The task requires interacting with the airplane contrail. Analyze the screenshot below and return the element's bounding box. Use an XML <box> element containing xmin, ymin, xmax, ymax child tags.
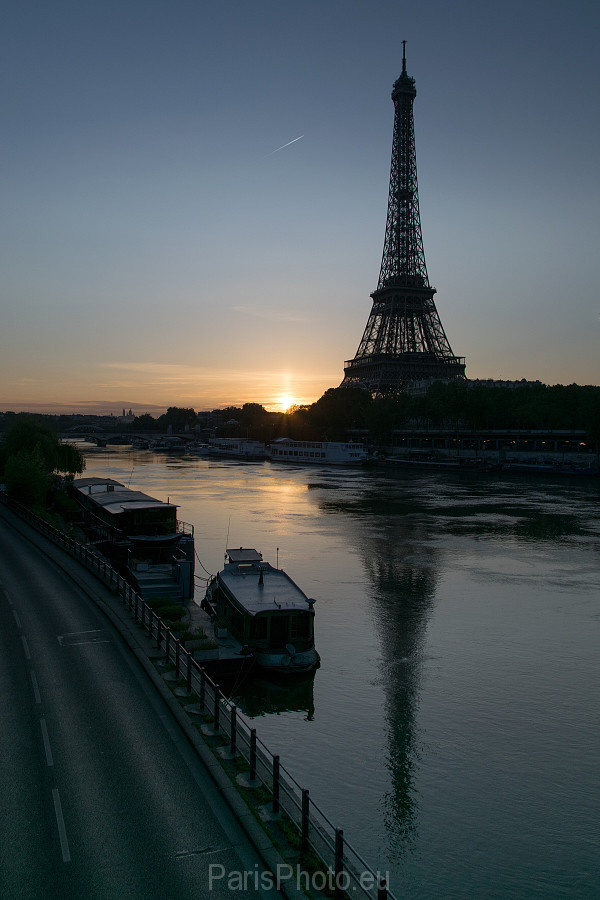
<box><xmin>269</xmin><ymin>135</ymin><xmax>304</xmax><ymax>154</ymax></box>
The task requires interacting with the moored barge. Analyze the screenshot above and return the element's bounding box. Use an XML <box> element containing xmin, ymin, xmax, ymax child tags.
<box><xmin>203</xmin><ymin>548</ymin><xmax>319</xmax><ymax>676</ymax></box>
<box><xmin>72</xmin><ymin>477</ymin><xmax>194</xmax><ymax>602</ymax></box>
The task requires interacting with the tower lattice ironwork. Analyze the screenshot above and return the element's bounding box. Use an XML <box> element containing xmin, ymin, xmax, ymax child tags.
<box><xmin>341</xmin><ymin>44</ymin><xmax>466</xmax><ymax>395</ymax></box>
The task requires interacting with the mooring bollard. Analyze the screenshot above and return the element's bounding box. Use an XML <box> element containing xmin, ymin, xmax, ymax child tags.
<box><xmin>377</xmin><ymin>877</ymin><xmax>388</xmax><ymax>900</ymax></box>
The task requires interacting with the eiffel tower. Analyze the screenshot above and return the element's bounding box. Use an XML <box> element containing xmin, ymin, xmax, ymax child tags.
<box><xmin>341</xmin><ymin>44</ymin><xmax>466</xmax><ymax>395</ymax></box>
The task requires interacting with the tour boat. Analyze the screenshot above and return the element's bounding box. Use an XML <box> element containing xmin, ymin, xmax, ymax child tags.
<box><xmin>202</xmin><ymin>548</ymin><xmax>320</xmax><ymax>675</ymax></box>
<box><xmin>269</xmin><ymin>438</ymin><xmax>367</xmax><ymax>465</ymax></box>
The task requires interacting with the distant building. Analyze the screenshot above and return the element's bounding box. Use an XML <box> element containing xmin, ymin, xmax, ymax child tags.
<box><xmin>118</xmin><ymin>408</ymin><xmax>135</xmax><ymax>424</ymax></box>
<box><xmin>467</xmin><ymin>379</ymin><xmax>543</xmax><ymax>390</ymax></box>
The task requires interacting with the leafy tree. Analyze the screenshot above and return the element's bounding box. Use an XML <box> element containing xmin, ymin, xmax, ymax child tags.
<box><xmin>310</xmin><ymin>387</ymin><xmax>372</xmax><ymax>440</ymax></box>
<box><xmin>0</xmin><ymin>417</ymin><xmax>84</xmax><ymax>475</ymax></box>
<box><xmin>0</xmin><ymin>417</ymin><xmax>84</xmax><ymax>508</ymax></box>
<box><xmin>155</xmin><ymin>407</ymin><xmax>197</xmax><ymax>431</ymax></box>
<box><xmin>133</xmin><ymin>413</ymin><xmax>159</xmax><ymax>430</ymax></box>
<box><xmin>3</xmin><ymin>450</ymin><xmax>51</xmax><ymax>507</ymax></box>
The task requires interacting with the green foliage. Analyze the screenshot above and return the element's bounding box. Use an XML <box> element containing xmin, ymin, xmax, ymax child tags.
<box><xmin>132</xmin><ymin>413</ymin><xmax>159</xmax><ymax>430</ymax></box>
<box><xmin>163</xmin><ymin>619</ymin><xmax>187</xmax><ymax>632</ymax></box>
<box><xmin>0</xmin><ymin>417</ymin><xmax>84</xmax><ymax>507</ymax></box>
<box><xmin>285</xmin><ymin>387</ymin><xmax>372</xmax><ymax>441</ymax></box>
<box><xmin>177</xmin><ymin>626</ymin><xmax>209</xmax><ymax>642</ymax></box>
<box><xmin>3</xmin><ymin>451</ymin><xmax>51</xmax><ymax>506</ymax></box>
<box><xmin>148</xmin><ymin>602</ymin><xmax>186</xmax><ymax>621</ymax></box>
<box><xmin>0</xmin><ymin>416</ymin><xmax>84</xmax><ymax>476</ymax></box>
<box><xmin>156</xmin><ymin>407</ymin><xmax>197</xmax><ymax>432</ymax></box>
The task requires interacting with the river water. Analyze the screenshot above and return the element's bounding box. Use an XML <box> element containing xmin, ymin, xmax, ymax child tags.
<box><xmin>81</xmin><ymin>448</ymin><xmax>599</xmax><ymax>899</ymax></box>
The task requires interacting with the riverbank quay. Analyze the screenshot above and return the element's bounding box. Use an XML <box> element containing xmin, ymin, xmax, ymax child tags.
<box><xmin>0</xmin><ymin>494</ymin><xmax>394</xmax><ymax>900</ymax></box>
<box><xmin>373</xmin><ymin>426</ymin><xmax>599</xmax><ymax>474</ymax></box>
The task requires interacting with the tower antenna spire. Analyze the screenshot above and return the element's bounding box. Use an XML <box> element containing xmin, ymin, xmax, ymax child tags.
<box><xmin>340</xmin><ymin>54</ymin><xmax>466</xmax><ymax>396</ymax></box>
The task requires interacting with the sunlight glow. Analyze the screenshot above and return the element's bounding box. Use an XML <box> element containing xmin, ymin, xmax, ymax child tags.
<box><xmin>278</xmin><ymin>394</ymin><xmax>296</xmax><ymax>413</ymax></box>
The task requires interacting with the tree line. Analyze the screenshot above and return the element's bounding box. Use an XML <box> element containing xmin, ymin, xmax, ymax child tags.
<box><xmin>2</xmin><ymin>382</ymin><xmax>600</xmax><ymax>493</ymax></box>
<box><xmin>199</xmin><ymin>383</ymin><xmax>600</xmax><ymax>446</ymax></box>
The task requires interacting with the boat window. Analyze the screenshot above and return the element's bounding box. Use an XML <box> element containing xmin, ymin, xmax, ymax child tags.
<box><xmin>224</xmin><ymin>605</ymin><xmax>244</xmax><ymax>638</ymax></box>
<box><xmin>269</xmin><ymin>615</ymin><xmax>289</xmax><ymax>648</ymax></box>
<box><xmin>290</xmin><ymin>614</ymin><xmax>310</xmax><ymax>640</ymax></box>
<box><xmin>250</xmin><ymin>617</ymin><xmax>268</xmax><ymax>640</ymax></box>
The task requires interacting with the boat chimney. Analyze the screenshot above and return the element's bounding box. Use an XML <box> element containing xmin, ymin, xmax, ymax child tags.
<box><xmin>258</xmin><ymin>567</ymin><xmax>264</xmax><ymax>586</ymax></box>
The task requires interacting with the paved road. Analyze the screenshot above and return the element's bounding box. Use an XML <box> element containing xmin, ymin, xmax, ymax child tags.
<box><xmin>0</xmin><ymin>506</ymin><xmax>283</xmax><ymax>899</ymax></box>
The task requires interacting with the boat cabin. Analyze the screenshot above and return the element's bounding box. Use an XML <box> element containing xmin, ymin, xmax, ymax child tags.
<box><xmin>213</xmin><ymin>548</ymin><xmax>316</xmax><ymax>656</ymax></box>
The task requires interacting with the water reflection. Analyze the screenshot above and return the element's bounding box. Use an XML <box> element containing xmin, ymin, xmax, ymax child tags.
<box><xmin>232</xmin><ymin>672</ymin><xmax>316</xmax><ymax>720</ymax></box>
<box><xmin>310</xmin><ymin>477</ymin><xmax>442</xmax><ymax>853</ymax></box>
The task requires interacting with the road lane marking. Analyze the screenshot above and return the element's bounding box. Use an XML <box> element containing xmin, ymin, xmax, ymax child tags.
<box><xmin>12</xmin><ymin>609</ymin><xmax>22</xmax><ymax>629</ymax></box>
<box><xmin>60</xmin><ymin>629</ymin><xmax>106</xmax><ymax>636</ymax></box>
<box><xmin>57</xmin><ymin>629</ymin><xmax>111</xmax><ymax>646</ymax></box>
<box><xmin>173</xmin><ymin>846</ymin><xmax>229</xmax><ymax>859</ymax></box>
<box><xmin>21</xmin><ymin>635</ymin><xmax>31</xmax><ymax>660</ymax></box>
<box><xmin>30</xmin><ymin>670</ymin><xmax>42</xmax><ymax>704</ymax></box>
<box><xmin>52</xmin><ymin>788</ymin><xmax>71</xmax><ymax>863</ymax></box>
<box><xmin>40</xmin><ymin>718</ymin><xmax>54</xmax><ymax>767</ymax></box>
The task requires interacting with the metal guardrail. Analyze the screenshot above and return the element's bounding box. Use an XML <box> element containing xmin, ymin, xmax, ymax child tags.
<box><xmin>1</xmin><ymin>494</ymin><xmax>395</xmax><ymax>900</ymax></box>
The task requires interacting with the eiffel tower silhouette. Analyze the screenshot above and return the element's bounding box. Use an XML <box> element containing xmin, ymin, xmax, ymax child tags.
<box><xmin>341</xmin><ymin>44</ymin><xmax>466</xmax><ymax>395</ymax></box>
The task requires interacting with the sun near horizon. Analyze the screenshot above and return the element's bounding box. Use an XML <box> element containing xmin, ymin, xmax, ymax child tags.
<box><xmin>275</xmin><ymin>394</ymin><xmax>297</xmax><ymax>413</ymax></box>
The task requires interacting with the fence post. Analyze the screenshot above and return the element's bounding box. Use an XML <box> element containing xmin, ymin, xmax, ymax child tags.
<box><xmin>186</xmin><ymin>651</ymin><xmax>192</xmax><ymax>693</ymax></box>
<box><xmin>165</xmin><ymin>629</ymin><xmax>171</xmax><ymax>662</ymax></box>
<box><xmin>272</xmin><ymin>755</ymin><xmax>280</xmax><ymax>814</ymax></box>
<box><xmin>334</xmin><ymin>828</ymin><xmax>344</xmax><ymax>899</ymax></box>
<box><xmin>214</xmin><ymin>685</ymin><xmax>221</xmax><ymax>732</ymax></box>
<box><xmin>175</xmin><ymin>639</ymin><xmax>181</xmax><ymax>677</ymax></box>
<box><xmin>301</xmin><ymin>789</ymin><xmax>310</xmax><ymax>851</ymax></box>
<box><xmin>156</xmin><ymin>619</ymin><xmax>162</xmax><ymax>649</ymax></box>
<box><xmin>230</xmin><ymin>705</ymin><xmax>237</xmax><ymax>755</ymax></box>
<box><xmin>249</xmin><ymin>728</ymin><xmax>257</xmax><ymax>781</ymax></box>
<box><xmin>199</xmin><ymin>667</ymin><xmax>205</xmax><ymax>710</ymax></box>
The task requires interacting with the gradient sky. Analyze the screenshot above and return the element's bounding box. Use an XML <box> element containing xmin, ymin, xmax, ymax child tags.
<box><xmin>2</xmin><ymin>0</ymin><xmax>599</xmax><ymax>415</ymax></box>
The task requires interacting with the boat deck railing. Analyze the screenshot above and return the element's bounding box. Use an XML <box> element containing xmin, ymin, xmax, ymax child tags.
<box><xmin>177</xmin><ymin>519</ymin><xmax>194</xmax><ymax>536</ymax></box>
<box><xmin>1</xmin><ymin>492</ymin><xmax>396</xmax><ymax>900</ymax></box>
